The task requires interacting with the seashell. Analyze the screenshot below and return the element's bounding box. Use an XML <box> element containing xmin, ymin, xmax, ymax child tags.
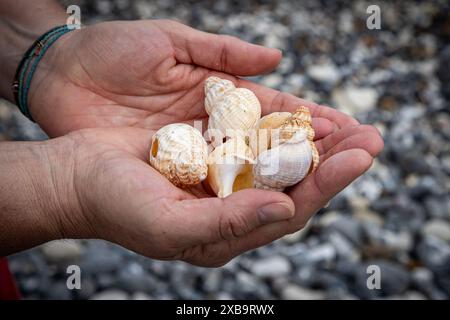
<box><xmin>207</xmin><ymin>137</ymin><xmax>255</xmax><ymax>198</ymax></box>
<box><xmin>277</xmin><ymin>106</ymin><xmax>315</xmax><ymax>144</ymax></box>
<box><xmin>254</xmin><ymin>130</ymin><xmax>312</xmax><ymax>191</ymax></box>
<box><xmin>253</xmin><ymin>106</ymin><xmax>320</xmax><ymax>191</ymax></box>
<box><xmin>150</xmin><ymin>123</ymin><xmax>208</xmax><ymax>187</ymax></box>
<box><xmin>205</xmin><ymin>77</ymin><xmax>261</xmax><ymax>140</ymax></box>
<box><xmin>253</xmin><ymin>112</ymin><xmax>291</xmax><ymax>156</ymax></box>
<box><xmin>204</xmin><ymin>77</ymin><xmax>235</xmax><ymax>115</ymax></box>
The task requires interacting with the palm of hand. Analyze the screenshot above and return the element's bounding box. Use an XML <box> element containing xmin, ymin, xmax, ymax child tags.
<box><xmin>30</xmin><ymin>20</ymin><xmax>383</xmax><ymax>266</ymax></box>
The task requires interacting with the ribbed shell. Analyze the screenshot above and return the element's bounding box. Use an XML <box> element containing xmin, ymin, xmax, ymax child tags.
<box><xmin>207</xmin><ymin>137</ymin><xmax>255</xmax><ymax>198</ymax></box>
<box><xmin>254</xmin><ymin>130</ymin><xmax>312</xmax><ymax>191</ymax></box>
<box><xmin>205</xmin><ymin>77</ymin><xmax>261</xmax><ymax>139</ymax></box>
<box><xmin>204</xmin><ymin>77</ymin><xmax>235</xmax><ymax>115</ymax></box>
<box><xmin>253</xmin><ymin>112</ymin><xmax>291</xmax><ymax>156</ymax></box>
<box><xmin>257</xmin><ymin>106</ymin><xmax>319</xmax><ymax>174</ymax></box>
<box><xmin>277</xmin><ymin>106</ymin><xmax>315</xmax><ymax>144</ymax></box>
<box><xmin>149</xmin><ymin>123</ymin><xmax>208</xmax><ymax>187</ymax></box>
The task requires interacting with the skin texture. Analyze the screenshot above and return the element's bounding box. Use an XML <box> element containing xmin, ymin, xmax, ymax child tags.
<box><xmin>0</xmin><ymin>16</ymin><xmax>384</xmax><ymax>266</ymax></box>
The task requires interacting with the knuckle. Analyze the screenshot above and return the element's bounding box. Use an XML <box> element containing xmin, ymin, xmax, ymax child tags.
<box><xmin>219</xmin><ymin>208</ymin><xmax>251</xmax><ymax>240</ymax></box>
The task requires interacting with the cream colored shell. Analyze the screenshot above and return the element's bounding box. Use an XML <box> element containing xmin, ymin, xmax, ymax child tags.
<box><xmin>254</xmin><ymin>130</ymin><xmax>312</xmax><ymax>191</ymax></box>
<box><xmin>253</xmin><ymin>112</ymin><xmax>291</xmax><ymax>156</ymax></box>
<box><xmin>150</xmin><ymin>123</ymin><xmax>208</xmax><ymax>187</ymax></box>
<box><xmin>205</xmin><ymin>77</ymin><xmax>261</xmax><ymax>141</ymax></box>
<box><xmin>207</xmin><ymin>137</ymin><xmax>255</xmax><ymax>198</ymax></box>
<box><xmin>204</xmin><ymin>77</ymin><xmax>235</xmax><ymax>115</ymax></box>
<box><xmin>253</xmin><ymin>106</ymin><xmax>319</xmax><ymax>191</ymax></box>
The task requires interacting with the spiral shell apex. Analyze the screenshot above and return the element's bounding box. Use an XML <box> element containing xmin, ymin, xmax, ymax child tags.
<box><xmin>205</xmin><ymin>77</ymin><xmax>261</xmax><ymax>139</ymax></box>
<box><xmin>149</xmin><ymin>123</ymin><xmax>208</xmax><ymax>187</ymax></box>
<box><xmin>204</xmin><ymin>77</ymin><xmax>235</xmax><ymax>115</ymax></box>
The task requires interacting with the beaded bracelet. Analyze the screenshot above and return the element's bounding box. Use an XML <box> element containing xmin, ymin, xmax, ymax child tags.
<box><xmin>12</xmin><ymin>25</ymin><xmax>75</xmax><ymax>122</ymax></box>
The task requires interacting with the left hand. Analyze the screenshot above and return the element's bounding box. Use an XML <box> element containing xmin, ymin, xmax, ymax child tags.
<box><xmin>28</xmin><ymin>19</ymin><xmax>353</xmax><ymax>138</ymax></box>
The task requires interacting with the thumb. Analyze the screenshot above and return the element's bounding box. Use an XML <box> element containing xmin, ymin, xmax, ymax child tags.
<box><xmin>174</xmin><ymin>189</ymin><xmax>295</xmax><ymax>245</ymax></box>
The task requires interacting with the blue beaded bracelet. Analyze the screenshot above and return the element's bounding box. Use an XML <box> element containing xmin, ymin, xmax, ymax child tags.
<box><xmin>12</xmin><ymin>25</ymin><xmax>75</xmax><ymax>122</ymax></box>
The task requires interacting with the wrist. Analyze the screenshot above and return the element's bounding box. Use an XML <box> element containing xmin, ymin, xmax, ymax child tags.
<box><xmin>0</xmin><ymin>1</ymin><xmax>67</xmax><ymax>102</ymax></box>
<box><xmin>0</xmin><ymin>137</ymin><xmax>87</xmax><ymax>255</ymax></box>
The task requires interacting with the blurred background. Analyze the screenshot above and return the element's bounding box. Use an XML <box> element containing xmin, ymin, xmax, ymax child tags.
<box><xmin>2</xmin><ymin>0</ymin><xmax>449</xmax><ymax>299</ymax></box>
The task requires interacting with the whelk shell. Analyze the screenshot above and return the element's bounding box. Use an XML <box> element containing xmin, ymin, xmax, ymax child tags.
<box><xmin>253</xmin><ymin>107</ymin><xmax>319</xmax><ymax>191</ymax></box>
<box><xmin>254</xmin><ymin>130</ymin><xmax>313</xmax><ymax>191</ymax></box>
<box><xmin>205</xmin><ymin>76</ymin><xmax>261</xmax><ymax>140</ymax></box>
<box><xmin>207</xmin><ymin>137</ymin><xmax>255</xmax><ymax>198</ymax></box>
<box><xmin>149</xmin><ymin>123</ymin><xmax>208</xmax><ymax>187</ymax></box>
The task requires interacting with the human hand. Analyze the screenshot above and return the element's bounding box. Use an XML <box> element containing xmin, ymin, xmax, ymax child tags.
<box><xmin>22</xmin><ymin>117</ymin><xmax>379</xmax><ymax>267</ymax></box>
<box><xmin>19</xmin><ymin>19</ymin><xmax>383</xmax><ymax>265</ymax></box>
<box><xmin>27</xmin><ymin>19</ymin><xmax>282</xmax><ymax>136</ymax></box>
<box><xmin>25</xmin><ymin>19</ymin><xmax>359</xmax><ymax>138</ymax></box>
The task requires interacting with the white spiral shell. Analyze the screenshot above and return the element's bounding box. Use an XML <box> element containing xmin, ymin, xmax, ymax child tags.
<box><xmin>253</xmin><ymin>130</ymin><xmax>313</xmax><ymax>191</ymax></box>
<box><xmin>150</xmin><ymin>123</ymin><xmax>208</xmax><ymax>187</ymax></box>
<box><xmin>205</xmin><ymin>77</ymin><xmax>261</xmax><ymax>140</ymax></box>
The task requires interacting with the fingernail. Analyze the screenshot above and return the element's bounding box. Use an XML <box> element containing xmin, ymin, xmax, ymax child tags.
<box><xmin>258</xmin><ymin>203</ymin><xmax>294</xmax><ymax>224</ymax></box>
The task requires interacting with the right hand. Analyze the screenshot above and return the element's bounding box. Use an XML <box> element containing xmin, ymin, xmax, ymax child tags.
<box><xmin>46</xmin><ymin>123</ymin><xmax>382</xmax><ymax>267</ymax></box>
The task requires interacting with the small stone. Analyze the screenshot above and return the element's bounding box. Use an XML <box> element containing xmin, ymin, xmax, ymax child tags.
<box><xmin>235</xmin><ymin>271</ymin><xmax>271</xmax><ymax>299</ymax></box>
<box><xmin>202</xmin><ymin>269</ymin><xmax>223</xmax><ymax>293</ymax></box>
<box><xmin>277</xmin><ymin>55</ymin><xmax>295</xmax><ymax>74</ymax></box>
<box><xmin>260</xmin><ymin>74</ymin><xmax>283</xmax><ymax>89</ymax></box>
<box><xmin>417</xmin><ymin>236</ymin><xmax>450</xmax><ymax>276</ymax></box>
<box><xmin>326</xmin><ymin>216</ymin><xmax>363</xmax><ymax>245</ymax></box>
<box><xmin>40</xmin><ymin>240</ymin><xmax>83</xmax><ymax>264</ymax></box>
<box><xmin>250</xmin><ymin>256</ymin><xmax>291</xmax><ymax>278</ymax></box>
<box><xmin>74</xmin><ymin>276</ymin><xmax>97</xmax><ymax>300</ymax></box>
<box><xmin>131</xmin><ymin>292</ymin><xmax>153</xmax><ymax>300</ymax></box>
<box><xmin>79</xmin><ymin>244</ymin><xmax>123</xmax><ymax>274</ymax></box>
<box><xmin>291</xmin><ymin>243</ymin><xmax>336</xmax><ymax>266</ymax></box>
<box><xmin>115</xmin><ymin>262</ymin><xmax>157</xmax><ymax>293</ymax></box>
<box><xmin>327</xmin><ymin>232</ymin><xmax>361</xmax><ymax>262</ymax></box>
<box><xmin>354</xmin><ymin>260</ymin><xmax>410</xmax><ymax>298</ymax></box>
<box><xmin>96</xmin><ymin>0</ymin><xmax>113</xmax><ymax>15</ymax></box>
<box><xmin>412</xmin><ymin>267</ymin><xmax>447</xmax><ymax>300</ymax></box>
<box><xmin>353</xmin><ymin>209</ymin><xmax>384</xmax><ymax>227</ymax></box>
<box><xmin>363</xmin><ymin>223</ymin><xmax>413</xmax><ymax>253</ymax></box>
<box><xmin>332</xmin><ymin>86</ymin><xmax>379</xmax><ymax>115</ymax></box>
<box><xmin>281</xmin><ymin>285</ymin><xmax>326</xmax><ymax>300</ymax></box>
<box><xmin>215</xmin><ymin>292</ymin><xmax>233</xmax><ymax>300</ymax></box>
<box><xmin>318</xmin><ymin>211</ymin><xmax>345</xmax><ymax>227</ymax></box>
<box><xmin>91</xmin><ymin>289</ymin><xmax>129</xmax><ymax>300</ymax></box>
<box><xmin>307</xmin><ymin>62</ymin><xmax>340</xmax><ymax>84</ymax></box>
<box><xmin>46</xmin><ymin>282</ymin><xmax>73</xmax><ymax>300</ymax></box>
<box><xmin>388</xmin><ymin>291</ymin><xmax>427</xmax><ymax>300</ymax></box>
<box><xmin>281</xmin><ymin>218</ymin><xmax>312</xmax><ymax>243</ymax></box>
<box><xmin>422</xmin><ymin>219</ymin><xmax>450</xmax><ymax>242</ymax></box>
<box><xmin>425</xmin><ymin>196</ymin><xmax>450</xmax><ymax>220</ymax></box>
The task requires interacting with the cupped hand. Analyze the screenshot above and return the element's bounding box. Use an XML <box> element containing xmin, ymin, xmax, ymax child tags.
<box><xmin>62</xmin><ymin>122</ymin><xmax>382</xmax><ymax>267</ymax></box>
<box><xmin>28</xmin><ymin>19</ymin><xmax>383</xmax><ymax>266</ymax></box>
<box><xmin>29</xmin><ymin>19</ymin><xmax>352</xmax><ymax>137</ymax></box>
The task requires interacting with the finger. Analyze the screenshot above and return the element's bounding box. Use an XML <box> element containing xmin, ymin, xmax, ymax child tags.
<box><xmin>314</xmin><ymin>124</ymin><xmax>382</xmax><ymax>155</ymax></box>
<box><xmin>313</xmin><ymin>104</ymin><xmax>360</xmax><ymax>128</ymax></box>
<box><xmin>173</xmin><ymin>189</ymin><xmax>295</xmax><ymax>246</ymax></box>
<box><xmin>237</xmin><ymin>78</ymin><xmax>318</xmax><ymax>114</ymax></box>
<box><xmin>319</xmin><ymin>131</ymin><xmax>384</xmax><ymax>162</ymax></box>
<box><xmin>312</xmin><ymin>118</ymin><xmax>335</xmax><ymax>140</ymax></box>
<box><xmin>187</xmin><ymin>149</ymin><xmax>374</xmax><ymax>266</ymax></box>
<box><xmin>236</xmin><ymin>79</ymin><xmax>360</xmax><ymax>128</ymax></box>
<box><xmin>165</xmin><ymin>21</ymin><xmax>282</xmax><ymax>76</ymax></box>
